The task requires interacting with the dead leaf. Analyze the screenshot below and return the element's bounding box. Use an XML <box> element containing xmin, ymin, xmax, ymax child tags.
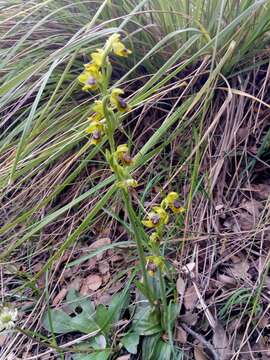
<box><xmin>215</xmin><ymin>204</ymin><xmax>224</xmax><ymax>211</ymax></box>
<box><xmin>246</xmin><ymin>183</ymin><xmax>270</xmax><ymax>200</ymax></box>
<box><xmin>0</xmin><ymin>334</ymin><xmax>8</xmax><ymax>347</ymax></box>
<box><xmin>89</xmin><ymin>237</ymin><xmax>111</xmax><ymax>260</ymax></box>
<box><xmin>228</xmin><ymin>258</ymin><xmax>250</xmax><ymax>280</ymax></box>
<box><xmin>213</xmin><ymin>322</ymin><xmax>230</xmax><ymax>360</ymax></box>
<box><xmin>182</xmin><ymin>262</ymin><xmax>196</xmax><ymax>275</ymax></box>
<box><xmin>98</xmin><ymin>260</ymin><xmax>110</xmax><ymax>275</ymax></box>
<box><xmin>258</xmin><ymin>315</ymin><xmax>269</xmax><ymax>329</ymax></box>
<box><xmin>99</xmin><ymin>294</ymin><xmax>112</xmax><ymax>305</ymax></box>
<box><xmin>176</xmin><ymin>276</ymin><xmax>186</xmax><ymax>297</ymax></box>
<box><xmin>81</xmin><ymin>274</ymin><xmax>102</xmax><ymax>295</ymax></box>
<box><xmin>216</xmin><ymin>273</ymin><xmax>236</xmax><ymax>287</ymax></box>
<box><xmin>175</xmin><ymin>326</ymin><xmax>187</xmax><ymax>343</ymax></box>
<box><xmin>102</xmin><ymin>273</ymin><xmax>111</xmax><ymax>284</ymax></box>
<box><xmin>236</xmin><ymin>212</ymin><xmax>257</xmax><ymax>231</ymax></box>
<box><xmin>80</xmin><ymin>284</ymin><xmax>89</xmax><ymax>296</ymax></box>
<box><xmin>68</xmin><ymin>277</ymin><xmax>82</xmax><ymax>291</ymax></box>
<box><xmin>194</xmin><ymin>342</ymin><xmax>208</xmax><ymax>360</ymax></box>
<box><xmin>109</xmin><ymin>281</ymin><xmax>123</xmax><ymax>294</ymax></box>
<box><xmin>53</xmin><ymin>288</ymin><xmax>67</xmax><ymax>306</ymax></box>
<box><xmin>255</xmin><ymin>256</ymin><xmax>268</xmax><ymax>275</ymax></box>
<box><xmin>184</xmin><ymin>285</ymin><xmax>197</xmax><ymax>310</ymax></box>
<box><xmin>180</xmin><ymin>311</ymin><xmax>198</xmax><ymax>326</ymax></box>
<box><xmin>85</xmin><ymin>257</ymin><xmax>97</xmax><ymax>270</ymax></box>
<box><xmin>6</xmin><ymin>354</ymin><xmax>21</xmax><ymax>360</ymax></box>
<box><xmin>237</xmin><ymin>127</ymin><xmax>250</xmax><ymax>141</ymax></box>
<box><xmin>240</xmin><ymin>199</ymin><xmax>261</xmax><ymax>218</ymax></box>
<box><xmin>110</xmin><ymin>253</ymin><xmax>123</xmax><ymax>263</ymax></box>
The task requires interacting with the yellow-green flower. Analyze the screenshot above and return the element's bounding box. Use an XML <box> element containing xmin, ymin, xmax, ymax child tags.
<box><xmin>146</xmin><ymin>255</ymin><xmax>165</xmax><ymax>277</ymax></box>
<box><xmin>110</xmin><ymin>88</ymin><xmax>131</xmax><ymax>113</ymax></box>
<box><xmin>78</xmin><ymin>64</ymin><xmax>101</xmax><ymax>91</ymax></box>
<box><xmin>117</xmin><ymin>178</ymin><xmax>138</xmax><ymax>189</ymax></box>
<box><xmin>149</xmin><ymin>232</ymin><xmax>159</xmax><ymax>245</ymax></box>
<box><xmin>0</xmin><ymin>305</ymin><xmax>18</xmax><ymax>331</ymax></box>
<box><xmin>115</xmin><ymin>144</ymin><xmax>133</xmax><ymax>166</ymax></box>
<box><xmin>142</xmin><ymin>206</ymin><xmax>169</xmax><ymax>228</ymax></box>
<box><xmin>108</xmin><ymin>33</ymin><xmax>132</xmax><ymax>57</ymax></box>
<box><xmin>88</xmin><ymin>100</ymin><xmax>104</xmax><ymax>123</ymax></box>
<box><xmin>162</xmin><ymin>192</ymin><xmax>185</xmax><ymax>214</ymax></box>
<box><xmin>85</xmin><ymin>121</ymin><xmax>105</xmax><ymax>145</ymax></box>
<box><xmin>90</xmin><ymin>48</ymin><xmax>105</xmax><ymax>67</ymax></box>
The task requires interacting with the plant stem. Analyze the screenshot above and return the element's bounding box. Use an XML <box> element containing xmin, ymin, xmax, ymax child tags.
<box><xmin>159</xmin><ymin>268</ymin><xmax>168</xmax><ymax>329</ymax></box>
<box><xmin>121</xmin><ymin>189</ymin><xmax>155</xmax><ymax>306</ymax></box>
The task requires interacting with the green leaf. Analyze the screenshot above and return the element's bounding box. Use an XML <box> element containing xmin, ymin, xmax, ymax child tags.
<box><xmin>71</xmin><ymin>349</ymin><xmax>111</xmax><ymax>360</ymax></box>
<box><xmin>42</xmin><ymin>289</ymin><xmax>98</xmax><ymax>334</ymax></box>
<box><xmin>96</xmin><ymin>304</ymin><xmax>110</xmax><ymax>332</ymax></box>
<box><xmin>108</xmin><ymin>291</ymin><xmax>130</xmax><ymax>323</ymax></box>
<box><xmin>142</xmin><ymin>336</ymin><xmax>183</xmax><ymax>360</ymax></box>
<box><xmin>66</xmin><ymin>288</ymin><xmax>95</xmax><ymax>314</ymax></box>
<box><xmin>121</xmin><ymin>332</ymin><xmax>140</xmax><ymax>355</ymax></box>
<box><xmin>135</xmin><ymin>281</ymin><xmax>150</xmax><ymax>300</ymax></box>
<box><xmin>42</xmin><ymin>309</ymin><xmax>76</xmax><ymax>334</ymax></box>
<box><xmin>133</xmin><ymin>306</ymin><xmax>161</xmax><ymax>336</ymax></box>
<box><xmin>167</xmin><ymin>301</ymin><xmax>180</xmax><ymax>330</ymax></box>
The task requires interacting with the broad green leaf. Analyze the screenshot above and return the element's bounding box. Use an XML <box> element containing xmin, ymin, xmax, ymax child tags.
<box><xmin>133</xmin><ymin>306</ymin><xmax>161</xmax><ymax>336</ymax></box>
<box><xmin>142</xmin><ymin>335</ymin><xmax>183</xmax><ymax>360</ymax></box>
<box><xmin>96</xmin><ymin>304</ymin><xmax>110</xmax><ymax>332</ymax></box>
<box><xmin>42</xmin><ymin>308</ymin><xmax>98</xmax><ymax>334</ymax></box>
<box><xmin>42</xmin><ymin>310</ymin><xmax>76</xmax><ymax>334</ymax></box>
<box><xmin>66</xmin><ymin>288</ymin><xmax>95</xmax><ymax>315</ymax></box>
<box><xmin>71</xmin><ymin>349</ymin><xmax>111</xmax><ymax>360</ymax></box>
<box><xmin>121</xmin><ymin>332</ymin><xmax>140</xmax><ymax>355</ymax></box>
<box><xmin>43</xmin><ymin>290</ymin><xmax>98</xmax><ymax>334</ymax></box>
<box><xmin>108</xmin><ymin>291</ymin><xmax>130</xmax><ymax>323</ymax></box>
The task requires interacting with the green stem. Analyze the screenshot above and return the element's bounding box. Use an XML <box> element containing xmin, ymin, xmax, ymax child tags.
<box><xmin>121</xmin><ymin>189</ymin><xmax>155</xmax><ymax>306</ymax></box>
<box><xmin>158</xmin><ymin>268</ymin><xmax>168</xmax><ymax>330</ymax></box>
<box><xmin>102</xmin><ymin>95</ymin><xmax>115</xmax><ymax>152</ymax></box>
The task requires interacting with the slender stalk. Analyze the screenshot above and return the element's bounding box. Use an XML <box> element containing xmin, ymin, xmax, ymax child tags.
<box><xmin>158</xmin><ymin>268</ymin><xmax>168</xmax><ymax>329</ymax></box>
<box><xmin>121</xmin><ymin>189</ymin><xmax>155</xmax><ymax>305</ymax></box>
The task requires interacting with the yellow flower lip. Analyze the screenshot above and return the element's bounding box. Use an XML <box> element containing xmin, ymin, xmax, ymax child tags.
<box><xmin>110</xmin><ymin>88</ymin><xmax>131</xmax><ymax>113</ymax></box>
<box><xmin>78</xmin><ymin>63</ymin><xmax>101</xmax><ymax>91</ymax></box>
<box><xmin>173</xmin><ymin>199</ymin><xmax>181</xmax><ymax>208</ymax></box>
<box><xmin>85</xmin><ymin>120</ymin><xmax>105</xmax><ymax>145</ymax></box>
<box><xmin>118</xmin><ymin>97</ymin><xmax>128</xmax><ymax>109</ymax></box>
<box><xmin>142</xmin><ymin>206</ymin><xmax>169</xmax><ymax>228</ymax></box>
<box><xmin>86</xmin><ymin>76</ymin><xmax>96</xmax><ymax>85</ymax></box>
<box><xmin>150</xmin><ymin>214</ymin><xmax>160</xmax><ymax>225</ymax></box>
<box><xmin>161</xmin><ymin>192</ymin><xmax>185</xmax><ymax>214</ymax></box>
<box><xmin>92</xmin><ymin>130</ymin><xmax>101</xmax><ymax>140</ymax></box>
<box><xmin>146</xmin><ymin>255</ymin><xmax>165</xmax><ymax>276</ymax></box>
